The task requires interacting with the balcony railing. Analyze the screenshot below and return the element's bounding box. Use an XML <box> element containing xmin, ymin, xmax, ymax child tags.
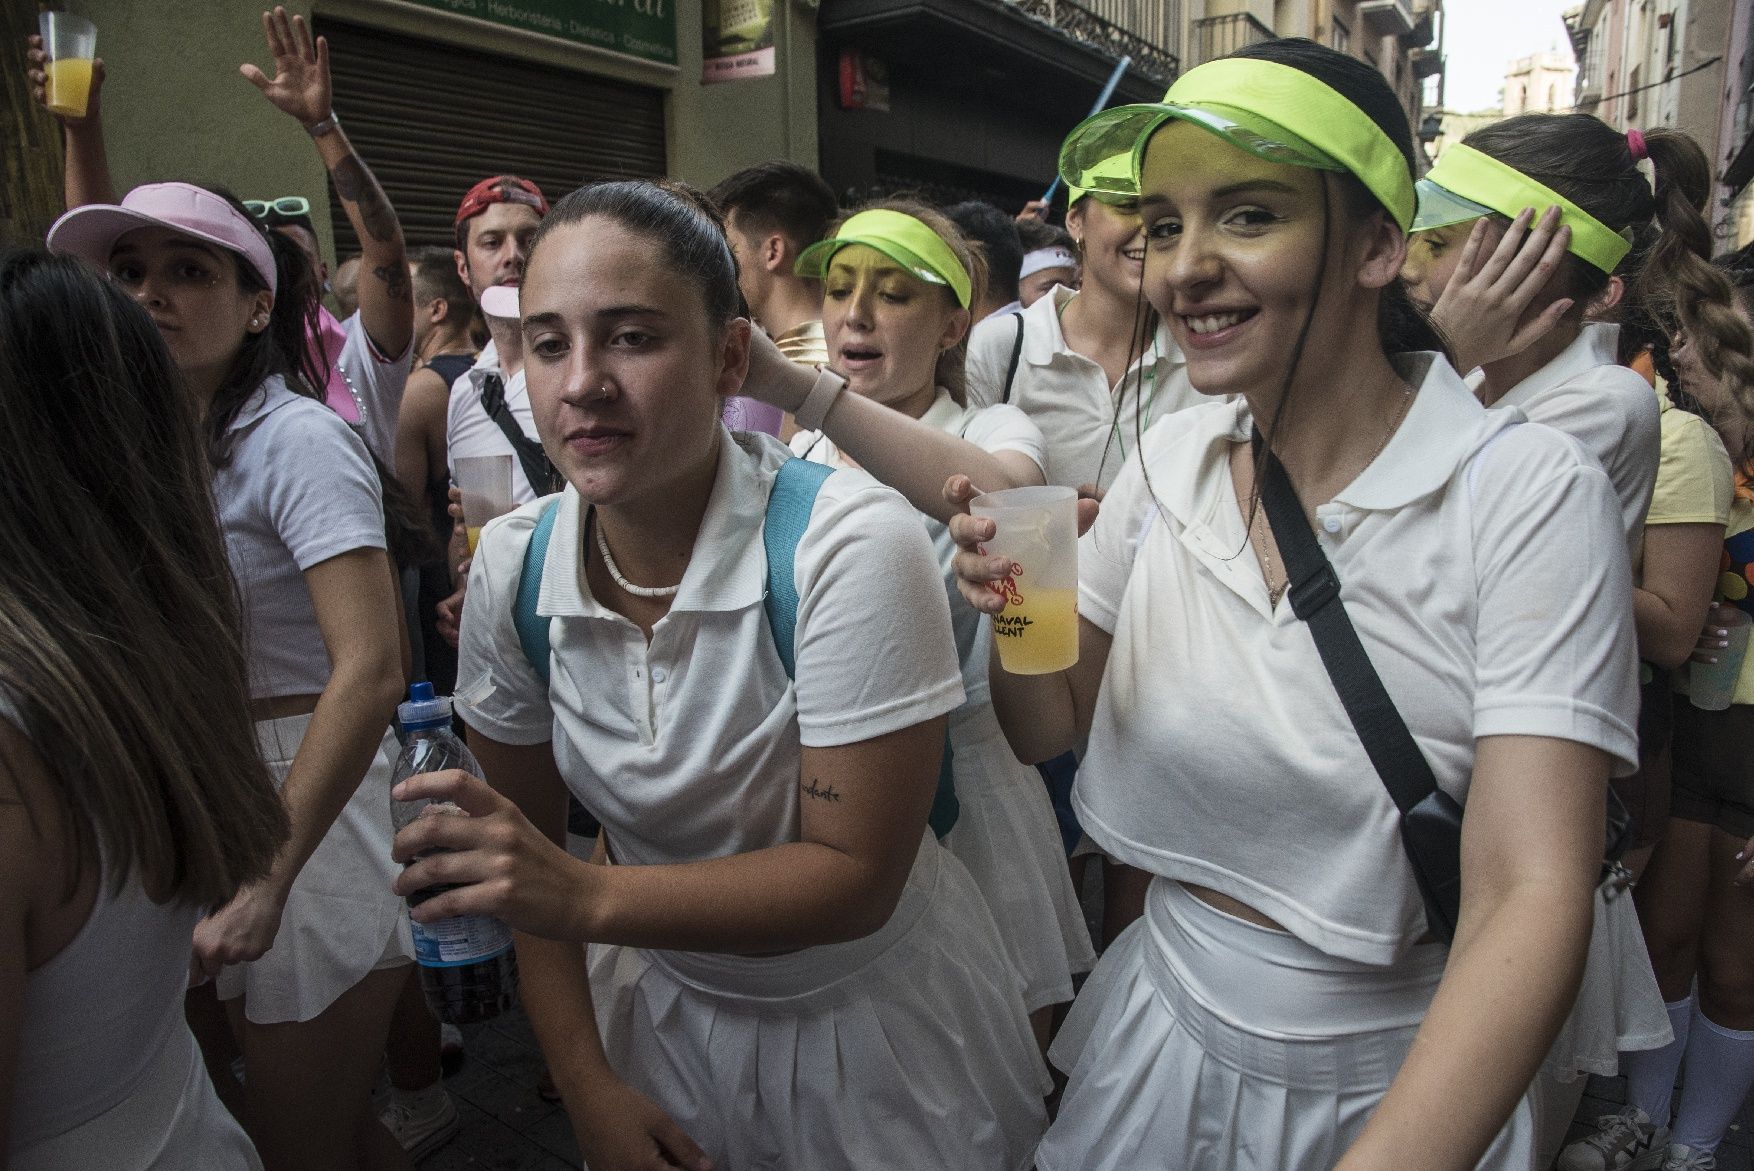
<box><xmin>1006</xmin><ymin>0</ymin><xmax>1181</xmax><ymax>86</ymax></box>
<box><xmin>1191</xmin><ymin>12</ymin><xmax>1274</xmax><ymax>66</ymax></box>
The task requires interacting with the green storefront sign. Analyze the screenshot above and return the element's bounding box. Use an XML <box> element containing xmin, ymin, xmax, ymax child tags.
<box><xmin>407</xmin><ymin>0</ymin><xmax>677</xmax><ymax>66</ymax></box>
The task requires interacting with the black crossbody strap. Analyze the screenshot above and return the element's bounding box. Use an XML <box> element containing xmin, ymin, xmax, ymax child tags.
<box><xmin>1002</xmin><ymin>312</ymin><xmax>1025</xmax><ymax>405</ymax></box>
<box><xmin>1253</xmin><ymin>436</ymin><xmax>1440</xmax><ymax>814</ymax></box>
<box><xmin>479</xmin><ymin>373</ymin><xmax>563</xmax><ymax>496</ymax></box>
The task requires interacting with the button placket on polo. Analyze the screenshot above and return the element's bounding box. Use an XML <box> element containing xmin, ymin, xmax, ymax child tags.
<box><xmin>622</xmin><ymin>625</ymin><xmax>657</xmax><ymax>745</ymax></box>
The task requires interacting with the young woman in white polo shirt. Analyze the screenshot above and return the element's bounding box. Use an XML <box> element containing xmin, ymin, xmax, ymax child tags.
<box><xmin>1402</xmin><ymin>122</ymin><xmax>1754</xmax><ymax>1167</ymax></box>
<box><xmin>728</xmin><ymin>199</ymin><xmax>1097</xmax><ymax>1043</ymax></box>
<box><xmin>951</xmin><ymin>39</ymin><xmax>1641</xmax><ymax>1170</ymax></box>
<box><xmin>48</xmin><ymin>191</ymin><xmax>413</xmax><ymax>1171</ymax></box>
<box><xmin>390</xmin><ymin>180</ymin><xmax>1049</xmax><ymax>1171</ymax></box>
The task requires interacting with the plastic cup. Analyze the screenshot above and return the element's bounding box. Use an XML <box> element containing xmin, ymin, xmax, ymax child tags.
<box><xmin>1690</xmin><ymin>607</ymin><xmax>1752</xmax><ymax>711</ymax></box>
<box><xmin>453</xmin><ymin>454</ymin><xmax>515</xmax><ymax>554</ymax></box>
<box><xmin>38</xmin><ymin>12</ymin><xmax>97</xmax><ymax>119</ymax></box>
<box><xmin>970</xmin><ymin>485</ymin><xmax>1080</xmax><ymax>675</ymax></box>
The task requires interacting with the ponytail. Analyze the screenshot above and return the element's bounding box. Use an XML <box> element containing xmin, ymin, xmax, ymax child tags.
<box><xmin>1637</xmin><ymin>130</ymin><xmax>1754</xmax><ymax>461</ymax></box>
<box><xmin>202</xmin><ymin>186</ymin><xmax>326</xmax><ymax>468</ymax></box>
<box><xmin>1463</xmin><ymin>118</ymin><xmax>1754</xmax><ymax>457</ymax></box>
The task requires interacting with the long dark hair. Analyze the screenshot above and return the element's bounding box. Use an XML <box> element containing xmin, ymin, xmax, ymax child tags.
<box><xmin>201</xmin><ymin>185</ymin><xmax>326</xmax><ymax>468</ymax></box>
<box><xmin>0</xmin><ymin>249</ymin><xmax>287</xmax><ymax>904</ymax></box>
<box><xmin>1463</xmin><ymin>116</ymin><xmax>1754</xmax><ymax>441</ymax></box>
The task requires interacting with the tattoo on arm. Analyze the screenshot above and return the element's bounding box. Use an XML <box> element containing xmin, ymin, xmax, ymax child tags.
<box><xmin>801</xmin><ymin>778</ymin><xmax>841</xmax><ymax>803</ymax></box>
<box><xmin>329</xmin><ymin>154</ymin><xmax>365</xmax><ymax>201</ymax></box>
<box><xmin>372</xmin><ymin>262</ymin><xmax>410</xmax><ymax>301</ymax></box>
<box><xmin>329</xmin><ymin>154</ymin><xmax>401</xmax><ymax>245</ymax></box>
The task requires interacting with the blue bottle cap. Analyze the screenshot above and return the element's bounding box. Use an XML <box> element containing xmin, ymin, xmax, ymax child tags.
<box><xmin>397</xmin><ymin>681</ymin><xmax>453</xmax><ymax>732</ymax></box>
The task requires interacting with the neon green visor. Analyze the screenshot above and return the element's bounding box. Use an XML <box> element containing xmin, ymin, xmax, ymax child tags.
<box><xmin>1067</xmin><ymin>152</ymin><xmax>1140</xmax><ymax>207</ymax></box>
<box><xmin>1414</xmin><ymin>144</ymin><xmax>1631</xmax><ymax>273</ymax></box>
<box><xmin>794</xmin><ymin>209</ymin><xmax>972</xmax><ymax>307</ymax></box>
<box><xmin>1058</xmin><ymin>57</ymin><xmax>1417</xmax><ymax>232</ymax></box>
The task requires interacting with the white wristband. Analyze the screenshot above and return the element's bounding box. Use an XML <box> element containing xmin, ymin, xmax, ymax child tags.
<box><xmin>794</xmin><ymin>366</ymin><xmax>847</xmax><ymax>432</ymax></box>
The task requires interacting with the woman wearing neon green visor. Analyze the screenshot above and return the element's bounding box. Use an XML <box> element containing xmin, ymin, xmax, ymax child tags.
<box><xmin>949</xmin><ymin>39</ymin><xmax>1639</xmax><ymax>1170</ymax></box>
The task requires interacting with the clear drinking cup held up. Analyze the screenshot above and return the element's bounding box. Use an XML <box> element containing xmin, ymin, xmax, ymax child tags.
<box><xmin>453</xmin><ymin>453</ymin><xmax>515</xmax><ymax>556</ymax></box>
<box><xmin>971</xmin><ymin>485</ymin><xmax>1081</xmax><ymax>675</ymax></box>
<box><xmin>38</xmin><ymin>11</ymin><xmax>97</xmax><ymax>118</ymax></box>
<box><xmin>390</xmin><ymin>682</ymin><xmax>519</xmax><ymax>1024</ymax></box>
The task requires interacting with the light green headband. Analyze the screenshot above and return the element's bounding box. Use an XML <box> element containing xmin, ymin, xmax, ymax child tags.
<box><xmin>1058</xmin><ymin>56</ymin><xmax>1418</xmax><ymax>231</ymax></box>
<box><xmin>1414</xmin><ymin>144</ymin><xmax>1633</xmax><ymax>273</ymax></box>
<box><xmin>794</xmin><ymin>209</ymin><xmax>972</xmax><ymax>308</ymax></box>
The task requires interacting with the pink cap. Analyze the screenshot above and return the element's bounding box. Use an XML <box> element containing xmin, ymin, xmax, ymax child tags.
<box><xmin>47</xmin><ymin>182</ymin><xmax>278</xmax><ymax>299</ymax></box>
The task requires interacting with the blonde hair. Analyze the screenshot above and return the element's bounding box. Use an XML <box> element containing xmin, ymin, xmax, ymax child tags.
<box><xmin>837</xmin><ymin>198</ymin><xmax>987</xmax><ymax>406</ymax></box>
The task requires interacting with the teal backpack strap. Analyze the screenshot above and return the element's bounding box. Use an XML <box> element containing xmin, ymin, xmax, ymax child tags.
<box><xmin>762</xmin><ymin>459</ymin><xmax>834</xmax><ymax>676</ymax></box>
<box><xmin>763</xmin><ymin>458</ymin><xmax>960</xmax><ymax>838</ymax></box>
<box><xmin>513</xmin><ymin>499</ymin><xmax>563</xmax><ymax>687</ymax></box>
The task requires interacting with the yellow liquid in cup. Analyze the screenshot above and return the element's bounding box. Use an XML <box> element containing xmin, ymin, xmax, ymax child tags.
<box><xmin>991</xmin><ymin>587</ymin><xmax>1079</xmax><ymax>675</ymax></box>
<box><xmin>466</xmin><ymin>526</ymin><xmax>482</xmax><ymax>555</ymax></box>
<box><xmin>45</xmin><ymin>58</ymin><xmax>94</xmax><ymax>118</ymax></box>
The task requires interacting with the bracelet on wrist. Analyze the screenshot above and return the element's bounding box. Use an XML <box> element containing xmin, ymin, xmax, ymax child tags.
<box><xmin>304</xmin><ymin>112</ymin><xmax>340</xmax><ymax>138</ymax></box>
<box><xmin>794</xmin><ymin>366</ymin><xmax>847</xmax><ymax>432</ymax></box>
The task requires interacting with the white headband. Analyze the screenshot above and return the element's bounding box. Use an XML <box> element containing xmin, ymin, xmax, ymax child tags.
<box><xmin>1019</xmin><ymin>246</ymin><xmax>1078</xmax><ymax>279</ymax></box>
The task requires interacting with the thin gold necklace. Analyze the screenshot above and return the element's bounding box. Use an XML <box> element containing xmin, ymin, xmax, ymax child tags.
<box><xmin>1252</xmin><ymin>384</ymin><xmax>1413</xmax><ymax>606</ymax></box>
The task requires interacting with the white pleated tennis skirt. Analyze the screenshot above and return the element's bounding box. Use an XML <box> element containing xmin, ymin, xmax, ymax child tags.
<box><xmin>1543</xmin><ymin>883</ymin><xmax>1672</xmax><ymax>1080</ymax></box>
<box><xmin>941</xmin><ymin>702</ymin><xmax>1096</xmax><ymax>1013</ymax></box>
<box><xmin>10</xmin><ymin>1026</ymin><xmax>261</xmax><ymax>1170</ymax></box>
<box><xmin>589</xmin><ymin>830</ymin><xmax>1051</xmax><ymax>1170</ymax></box>
<box><xmin>216</xmin><ymin>713</ymin><xmax>412</xmax><ymax>1024</ymax></box>
<box><xmin>1037</xmin><ymin>879</ymin><xmax>1541</xmax><ymax>1171</ymax></box>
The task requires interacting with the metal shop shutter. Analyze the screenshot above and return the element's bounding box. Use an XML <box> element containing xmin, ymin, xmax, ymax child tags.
<box><xmin>316</xmin><ymin>17</ymin><xmax>667</xmax><ymax>255</ymax></box>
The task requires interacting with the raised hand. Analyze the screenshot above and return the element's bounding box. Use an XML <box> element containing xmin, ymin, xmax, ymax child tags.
<box><xmin>239</xmin><ymin>6</ymin><xmax>331</xmax><ymax>128</ymax></box>
<box><xmin>1428</xmin><ymin>206</ymin><xmax>1574</xmax><ymax>374</ymax></box>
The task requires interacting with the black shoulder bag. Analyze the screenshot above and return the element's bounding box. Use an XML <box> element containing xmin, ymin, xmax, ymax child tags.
<box><xmin>478</xmin><ymin>372</ymin><xmax>564</xmax><ymax>496</ymax></box>
<box><xmin>1253</xmin><ymin>434</ymin><xmax>1632</xmax><ymax>946</ymax></box>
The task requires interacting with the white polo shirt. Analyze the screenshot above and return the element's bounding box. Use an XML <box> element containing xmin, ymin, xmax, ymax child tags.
<box><xmin>1472</xmin><ymin>322</ymin><xmax>1660</xmax><ymax>557</ymax></box>
<box><xmin>216</xmin><ymin>376</ymin><xmax>387</xmax><ymax>700</ymax></box>
<box><xmin>456</xmin><ymin>429</ymin><xmax>965</xmax><ymax>868</ymax></box>
<box><xmin>1075</xmin><ymin>353</ymin><xmax>1640</xmax><ymax>965</ymax></box>
<box><xmin>791</xmin><ymin>389</ymin><xmax>1047</xmax><ymax>708</ymax></box>
<box><xmin>328</xmin><ymin>308</ymin><xmax>413</xmax><ymax>467</ymax></box>
<box><xmin>964</xmin><ymin>285</ymin><xmax>1202</xmax><ymax>493</ymax></box>
<box><xmin>446</xmin><ymin>340</ymin><xmax>542</xmax><ymax>504</ymax></box>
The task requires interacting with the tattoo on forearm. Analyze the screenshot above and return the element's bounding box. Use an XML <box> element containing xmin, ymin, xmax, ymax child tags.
<box><xmin>373</xmin><ymin>262</ymin><xmax>410</xmax><ymax>301</ymax></box>
<box><xmin>329</xmin><ymin>154</ymin><xmax>365</xmax><ymax>200</ymax></box>
<box><xmin>802</xmin><ymin>778</ymin><xmax>841</xmax><ymax>803</ymax></box>
<box><xmin>329</xmin><ymin>153</ymin><xmax>401</xmax><ymax>245</ymax></box>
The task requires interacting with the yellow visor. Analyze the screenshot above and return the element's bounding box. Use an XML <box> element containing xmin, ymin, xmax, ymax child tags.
<box><xmin>1415</xmin><ymin>144</ymin><xmax>1632</xmax><ymax>273</ymax></box>
<box><xmin>794</xmin><ymin>209</ymin><xmax>972</xmax><ymax>307</ymax></box>
<box><xmin>1058</xmin><ymin>57</ymin><xmax>1417</xmax><ymax>231</ymax></box>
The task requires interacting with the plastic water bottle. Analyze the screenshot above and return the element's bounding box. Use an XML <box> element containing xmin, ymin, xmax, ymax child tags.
<box><xmin>390</xmin><ymin>682</ymin><xmax>519</xmax><ymax>1024</ymax></box>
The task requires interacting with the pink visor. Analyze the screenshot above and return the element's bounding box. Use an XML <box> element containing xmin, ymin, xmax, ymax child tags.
<box><xmin>47</xmin><ymin>182</ymin><xmax>278</xmax><ymax>298</ymax></box>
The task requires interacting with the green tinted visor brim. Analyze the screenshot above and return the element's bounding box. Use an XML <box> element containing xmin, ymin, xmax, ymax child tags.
<box><xmin>1058</xmin><ymin>102</ymin><xmax>1343</xmax><ymax>205</ymax></box>
<box><xmin>1412</xmin><ymin>179</ymin><xmax>1496</xmax><ymax>233</ymax></box>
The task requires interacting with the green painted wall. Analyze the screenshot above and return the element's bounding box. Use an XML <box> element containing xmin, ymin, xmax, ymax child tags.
<box><xmin>80</xmin><ymin>0</ymin><xmax>335</xmax><ymax>262</ymax></box>
<box><xmin>74</xmin><ymin>0</ymin><xmax>817</xmax><ymax>264</ymax></box>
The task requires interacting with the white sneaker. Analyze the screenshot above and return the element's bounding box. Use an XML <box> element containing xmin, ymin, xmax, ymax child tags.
<box><xmin>379</xmin><ymin>1088</ymin><xmax>459</xmax><ymax>1163</ymax></box>
<box><xmin>1557</xmin><ymin>1105</ymin><xmax>1669</xmax><ymax>1171</ymax></box>
<box><xmin>1657</xmin><ymin>1144</ymin><xmax>1717</xmax><ymax>1171</ymax></box>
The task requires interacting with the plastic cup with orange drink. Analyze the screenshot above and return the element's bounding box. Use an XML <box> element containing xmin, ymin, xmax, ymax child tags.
<box><xmin>454</xmin><ymin>454</ymin><xmax>515</xmax><ymax>555</ymax></box>
<box><xmin>970</xmin><ymin>485</ymin><xmax>1081</xmax><ymax>674</ymax></box>
<box><xmin>38</xmin><ymin>12</ymin><xmax>97</xmax><ymax>119</ymax></box>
